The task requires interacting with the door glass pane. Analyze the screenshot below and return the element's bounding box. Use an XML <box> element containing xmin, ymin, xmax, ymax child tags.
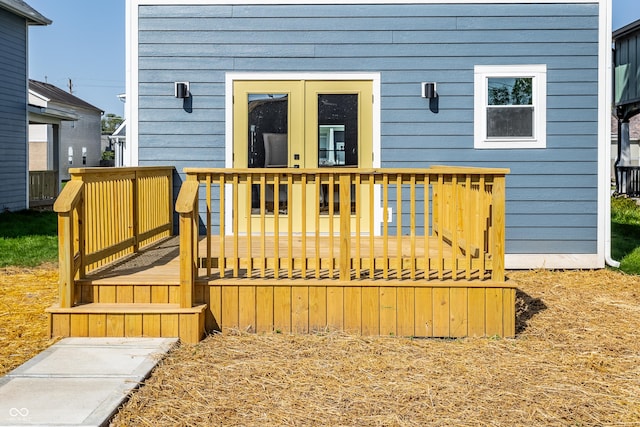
<box><xmin>248</xmin><ymin>93</ymin><xmax>288</xmax><ymax>213</ymax></box>
<box><xmin>317</xmin><ymin>94</ymin><xmax>357</xmax><ymax>167</ymax></box>
<box><xmin>317</xmin><ymin>94</ymin><xmax>357</xmax><ymax>214</ymax></box>
<box><xmin>248</xmin><ymin>94</ymin><xmax>288</xmax><ymax>168</ymax></box>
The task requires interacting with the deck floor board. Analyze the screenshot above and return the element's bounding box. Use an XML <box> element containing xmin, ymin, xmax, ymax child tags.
<box><xmin>83</xmin><ymin>234</ymin><xmax>490</xmax><ymax>285</ymax></box>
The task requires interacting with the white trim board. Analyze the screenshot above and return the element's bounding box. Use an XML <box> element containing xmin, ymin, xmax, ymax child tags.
<box><xmin>224</xmin><ymin>72</ymin><xmax>382</xmax><ymax>235</ymax></box>
<box><xmin>135</xmin><ymin>0</ymin><xmax>601</xmax><ymax>4</ymax></box>
<box><xmin>506</xmin><ymin>254</ymin><xmax>603</xmax><ymax>270</ymax></box>
<box><xmin>598</xmin><ymin>0</ymin><xmax>614</xmax><ymax>267</ymax></box>
<box><xmin>224</xmin><ymin>72</ymin><xmax>381</xmax><ymax>170</ymax></box>
<box><xmin>125</xmin><ymin>0</ymin><xmax>138</xmax><ymax>166</ymax></box>
<box><xmin>473</xmin><ymin>64</ymin><xmax>547</xmax><ymax>150</ymax></box>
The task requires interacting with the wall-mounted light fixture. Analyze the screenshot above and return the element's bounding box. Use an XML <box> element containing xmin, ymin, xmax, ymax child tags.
<box><xmin>421</xmin><ymin>82</ymin><xmax>437</xmax><ymax>99</ymax></box>
<box><xmin>175</xmin><ymin>82</ymin><xmax>190</xmax><ymax>98</ymax></box>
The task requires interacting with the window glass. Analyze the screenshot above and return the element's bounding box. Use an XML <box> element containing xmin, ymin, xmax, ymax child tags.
<box><xmin>486</xmin><ymin>77</ymin><xmax>533</xmax><ymax>138</ymax></box>
<box><xmin>488</xmin><ymin>77</ymin><xmax>532</xmax><ymax>106</ymax></box>
<box><xmin>487</xmin><ymin>77</ymin><xmax>534</xmax><ymax>138</ymax></box>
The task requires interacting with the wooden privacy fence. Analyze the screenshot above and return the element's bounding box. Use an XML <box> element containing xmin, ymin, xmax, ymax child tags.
<box><xmin>29</xmin><ymin>170</ymin><xmax>57</xmax><ymax>203</ymax></box>
<box><xmin>177</xmin><ymin>167</ymin><xmax>508</xmax><ymax>308</ymax></box>
<box><xmin>53</xmin><ymin>167</ymin><xmax>174</xmax><ymax>308</ymax></box>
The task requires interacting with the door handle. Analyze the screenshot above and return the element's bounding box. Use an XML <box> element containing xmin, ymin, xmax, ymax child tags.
<box><xmin>293</xmin><ymin>164</ymin><xmax>300</xmax><ymax>168</ymax></box>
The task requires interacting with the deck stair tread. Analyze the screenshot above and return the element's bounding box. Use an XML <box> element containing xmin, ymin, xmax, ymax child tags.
<box><xmin>47</xmin><ymin>303</ymin><xmax>207</xmax><ymax>314</ymax></box>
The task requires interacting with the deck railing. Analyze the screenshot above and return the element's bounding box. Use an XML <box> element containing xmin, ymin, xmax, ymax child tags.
<box><xmin>177</xmin><ymin>167</ymin><xmax>508</xmax><ymax>308</ymax></box>
<box><xmin>616</xmin><ymin>165</ymin><xmax>640</xmax><ymax>197</ymax></box>
<box><xmin>53</xmin><ymin>166</ymin><xmax>174</xmax><ymax>307</ymax></box>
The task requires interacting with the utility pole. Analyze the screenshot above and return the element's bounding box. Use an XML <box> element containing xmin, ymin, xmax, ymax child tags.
<box><xmin>68</xmin><ymin>78</ymin><xmax>73</xmax><ymax>94</ymax></box>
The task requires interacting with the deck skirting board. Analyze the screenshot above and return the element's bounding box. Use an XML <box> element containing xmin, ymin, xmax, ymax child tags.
<box><xmin>195</xmin><ymin>282</ymin><xmax>515</xmax><ymax>338</ymax></box>
<box><xmin>66</xmin><ymin>279</ymin><xmax>515</xmax><ymax>339</ymax></box>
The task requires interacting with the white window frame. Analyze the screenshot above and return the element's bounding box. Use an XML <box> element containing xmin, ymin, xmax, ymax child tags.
<box><xmin>474</xmin><ymin>64</ymin><xmax>547</xmax><ymax>149</ymax></box>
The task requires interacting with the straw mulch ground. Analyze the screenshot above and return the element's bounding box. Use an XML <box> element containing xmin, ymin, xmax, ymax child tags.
<box><xmin>0</xmin><ymin>265</ymin><xmax>58</xmax><ymax>376</ymax></box>
<box><xmin>111</xmin><ymin>269</ymin><xmax>640</xmax><ymax>426</ymax></box>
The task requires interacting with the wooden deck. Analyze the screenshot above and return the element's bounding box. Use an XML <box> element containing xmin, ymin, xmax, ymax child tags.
<box><xmin>69</xmin><ymin>236</ymin><xmax>515</xmax><ymax>339</ymax></box>
<box><xmin>48</xmin><ymin>166</ymin><xmax>513</xmax><ymax>343</ymax></box>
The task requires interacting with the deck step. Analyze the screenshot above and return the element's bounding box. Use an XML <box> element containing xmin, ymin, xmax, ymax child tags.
<box><xmin>46</xmin><ymin>303</ymin><xmax>207</xmax><ymax>344</ymax></box>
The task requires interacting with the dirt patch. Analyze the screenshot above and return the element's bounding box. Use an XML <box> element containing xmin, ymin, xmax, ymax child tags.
<box><xmin>110</xmin><ymin>269</ymin><xmax>640</xmax><ymax>426</ymax></box>
<box><xmin>0</xmin><ymin>265</ymin><xmax>59</xmax><ymax>376</ymax></box>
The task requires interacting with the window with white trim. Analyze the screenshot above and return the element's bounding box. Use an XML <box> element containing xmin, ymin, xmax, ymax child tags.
<box><xmin>474</xmin><ymin>65</ymin><xmax>547</xmax><ymax>149</ymax></box>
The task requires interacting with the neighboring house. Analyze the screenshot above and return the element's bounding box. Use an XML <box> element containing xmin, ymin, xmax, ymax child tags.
<box><xmin>108</xmin><ymin>120</ymin><xmax>126</xmax><ymax>167</ymax></box>
<box><xmin>610</xmin><ymin>115</ymin><xmax>640</xmax><ymax>176</ymax></box>
<box><xmin>28</xmin><ymin>80</ymin><xmax>104</xmax><ymax>184</ymax></box>
<box><xmin>0</xmin><ymin>0</ymin><xmax>50</xmax><ymax>211</ymax></box>
<box><xmin>613</xmin><ymin>19</ymin><xmax>640</xmax><ymax>196</ymax></box>
<box><xmin>125</xmin><ymin>0</ymin><xmax>613</xmax><ymax>270</ymax></box>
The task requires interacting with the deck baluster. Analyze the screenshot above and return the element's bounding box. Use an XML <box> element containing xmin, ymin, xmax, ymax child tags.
<box><xmin>339</xmin><ymin>173</ymin><xmax>351</xmax><ymax>282</ymax></box>
<box><xmin>180</xmin><ymin>167</ymin><xmax>508</xmax><ymax>285</ymax></box>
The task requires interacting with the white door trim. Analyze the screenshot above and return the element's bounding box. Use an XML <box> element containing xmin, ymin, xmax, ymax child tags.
<box><xmin>224</xmin><ymin>72</ymin><xmax>382</xmax><ymax>235</ymax></box>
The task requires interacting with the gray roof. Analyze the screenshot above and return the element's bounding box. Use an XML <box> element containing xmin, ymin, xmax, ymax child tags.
<box><xmin>0</xmin><ymin>0</ymin><xmax>50</xmax><ymax>25</ymax></box>
<box><xmin>29</xmin><ymin>79</ymin><xmax>103</xmax><ymax>113</ymax></box>
<box><xmin>614</xmin><ymin>18</ymin><xmax>640</xmax><ymax>41</ymax></box>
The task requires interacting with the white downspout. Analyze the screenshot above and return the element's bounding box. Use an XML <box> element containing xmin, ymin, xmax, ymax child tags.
<box><xmin>604</xmin><ymin>0</ymin><xmax>620</xmax><ymax>268</ymax></box>
<box><xmin>605</xmin><ymin>203</ymin><xmax>620</xmax><ymax>268</ymax></box>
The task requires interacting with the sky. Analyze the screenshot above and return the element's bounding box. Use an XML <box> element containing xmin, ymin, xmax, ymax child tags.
<box><xmin>28</xmin><ymin>0</ymin><xmax>125</xmax><ymax>116</ymax></box>
<box><xmin>25</xmin><ymin>0</ymin><xmax>640</xmax><ymax>119</ymax></box>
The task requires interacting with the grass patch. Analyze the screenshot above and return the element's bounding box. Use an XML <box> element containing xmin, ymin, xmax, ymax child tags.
<box><xmin>611</xmin><ymin>196</ymin><xmax>640</xmax><ymax>274</ymax></box>
<box><xmin>0</xmin><ymin>199</ymin><xmax>638</xmax><ymax>272</ymax></box>
<box><xmin>0</xmin><ymin>210</ymin><xmax>58</xmax><ymax>267</ymax></box>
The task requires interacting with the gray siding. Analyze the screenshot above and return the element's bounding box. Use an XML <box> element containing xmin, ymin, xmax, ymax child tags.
<box><xmin>58</xmin><ymin>106</ymin><xmax>103</xmax><ymax>181</ymax></box>
<box><xmin>615</xmin><ymin>31</ymin><xmax>640</xmax><ymax>107</ymax></box>
<box><xmin>137</xmin><ymin>2</ymin><xmax>600</xmax><ymax>255</ymax></box>
<box><xmin>0</xmin><ymin>8</ymin><xmax>27</xmax><ymax>211</ymax></box>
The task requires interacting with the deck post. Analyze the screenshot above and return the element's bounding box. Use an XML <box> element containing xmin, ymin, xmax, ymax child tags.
<box><xmin>339</xmin><ymin>173</ymin><xmax>351</xmax><ymax>281</ymax></box>
<box><xmin>53</xmin><ymin>179</ymin><xmax>84</xmax><ymax>308</ymax></box>
<box><xmin>491</xmin><ymin>174</ymin><xmax>506</xmax><ymax>282</ymax></box>
<box><xmin>179</xmin><ymin>214</ymin><xmax>195</xmax><ymax>308</ymax></box>
<box><xmin>176</xmin><ymin>178</ymin><xmax>200</xmax><ymax>309</ymax></box>
<box><xmin>57</xmin><ymin>212</ymin><xmax>75</xmax><ymax>308</ymax></box>
<box><xmin>132</xmin><ymin>170</ymin><xmax>140</xmax><ymax>253</ymax></box>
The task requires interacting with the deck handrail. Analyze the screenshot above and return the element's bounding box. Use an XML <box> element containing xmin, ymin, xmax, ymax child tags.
<box><xmin>178</xmin><ymin>167</ymin><xmax>508</xmax><ymax>291</ymax></box>
<box><xmin>54</xmin><ymin>166</ymin><xmax>174</xmax><ymax>308</ymax></box>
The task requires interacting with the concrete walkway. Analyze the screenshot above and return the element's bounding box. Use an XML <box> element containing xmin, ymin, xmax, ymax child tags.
<box><xmin>0</xmin><ymin>337</ymin><xmax>177</xmax><ymax>426</ymax></box>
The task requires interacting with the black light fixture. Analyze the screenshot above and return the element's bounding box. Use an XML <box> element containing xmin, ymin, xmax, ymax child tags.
<box><xmin>175</xmin><ymin>81</ymin><xmax>190</xmax><ymax>98</ymax></box>
<box><xmin>421</xmin><ymin>82</ymin><xmax>437</xmax><ymax>99</ymax></box>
